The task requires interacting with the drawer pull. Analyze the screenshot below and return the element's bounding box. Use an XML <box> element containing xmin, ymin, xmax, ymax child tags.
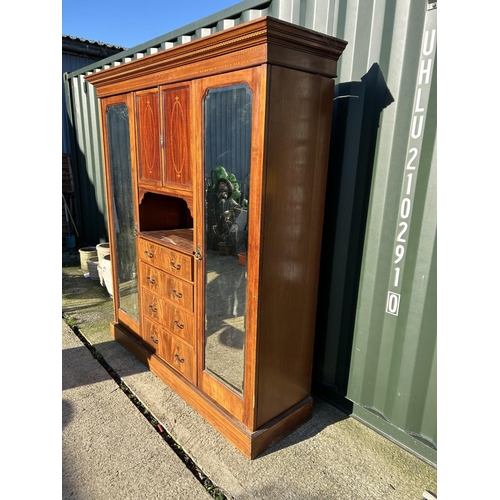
<box><xmin>144</xmin><ymin>249</ymin><xmax>154</xmax><ymax>258</ymax></box>
<box><xmin>149</xmin><ymin>304</ymin><xmax>158</xmax><ymax>313</ymax></box>
<box><xmin>172</xmin><ymin>289</ymin><xmax>183</xmax><ymax>299</ymax></box>
<box><xmin>170</xmin><ymin>260</ymin><xmax>182</xmax><ymax>271</ymax></box>
<box><xmin>174</xmin><ymin>319</ymin><xmax>184</xmax><ymax>329</ymax></box>
<box><xmin>150</xmin><ymin>335</ymin><xmax>159</xmax><ymax>344</ymax></box>
<box><xmin>146</xmin><ymin>275</ymin><xmax>156</xmax><ymax>285</ymax></box>
<box><xmin>174</xmin><ymin>352</ymin><xmax>185</xmax><ymax>363</ymax></box>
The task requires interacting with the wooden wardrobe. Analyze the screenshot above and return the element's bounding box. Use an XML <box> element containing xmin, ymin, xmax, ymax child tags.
<box><xmin>86</xmin><ymin>16</ymin><xmax>346</xmax><ymax>459</ymax></box>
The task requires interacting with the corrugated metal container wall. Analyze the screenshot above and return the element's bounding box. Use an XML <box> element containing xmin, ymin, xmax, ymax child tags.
<box><xmin>266</xmin><ymin>0</ymin><xmax>437</xmax><ymax>464</ymax></box>
<box><xmin>64</xmin><ymin>73</ymin><xmax>109</xmax><ymax>244</ymax></box>
<box><xmin>63</xmin><ymin>0</ymin><xmax>437</xmax><ymax>464</ymax></box>
<box><xmin>304</xmin><ymin>0</ymin><xmax>437</xmax><ymax>465</ymax></box>
<box><xmin>62</xmin><ymin>53</ymin><xmax>105</xmax><ymax>155</ymax></box>
<box><xmin>345</xmin><ymin>3</ymin><xmax>437</xmax><ymax>465</ymax></box>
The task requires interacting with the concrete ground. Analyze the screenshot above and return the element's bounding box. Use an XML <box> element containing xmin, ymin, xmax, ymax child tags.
<box><xmin>62</xmin><ymin>248</ymin><xmax>437</xmax><ymax>499</ymax></box>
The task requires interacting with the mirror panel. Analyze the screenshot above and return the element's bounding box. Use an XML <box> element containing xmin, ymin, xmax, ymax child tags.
<box><xmin>203</xmin><ymin>84</ymin><xmax>252</xmax><ymax>396</ymax></box>
<box><xmin>106</xmin><ymin>103</ymin><xmax>140</xmax><ymax>322</ymax></box>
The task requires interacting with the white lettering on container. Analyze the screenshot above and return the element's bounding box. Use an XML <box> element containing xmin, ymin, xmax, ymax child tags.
<box><xmin>386</xmin><ymin>26</ymin><xmax>436</xmax><ymax>316</ymax></box>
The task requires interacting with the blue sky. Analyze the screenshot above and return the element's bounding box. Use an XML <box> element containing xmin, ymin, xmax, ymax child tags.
<box><xmin>62</xmin><ymin>0</ymin><xmax>244</xmax><ymax>49</ymax></box>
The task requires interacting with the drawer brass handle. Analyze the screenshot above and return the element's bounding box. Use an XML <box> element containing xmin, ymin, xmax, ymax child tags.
<box><xmin>170</xmin><ymin>260</ymin><xmax>182</xmax><ymax>271</ymax></box>
<box><xmin>147</xmin><ymin>275</ymin><xmax>156</xmax><ymax>284</ymax></box>
<box><xmin>174</xmin><ymin>352</ymin><xmax>185</xmax><ymax>363</ymax></box>
<box><xmin>172</xmin><ymin>289</ymin><xmax>183</xmax><ymax>299</ymax></box>
<box><xmin>149</xmin><ymin>304</ymin><xmax>158</xmax><ymax>313</ymax></box>
<box><xmin>150</xmin><ymin>335</ymin><xmax>159</xmax><ymax>344</ymax></box>
<box><xmin>144</xmin><ymin>249</ymin><xmax>154</xmax><ymax>258</ymax></box>
<box><xmin>174</xmin><ymin>319</ymin><xmax>184</xmax><ymax>329</ymax></box>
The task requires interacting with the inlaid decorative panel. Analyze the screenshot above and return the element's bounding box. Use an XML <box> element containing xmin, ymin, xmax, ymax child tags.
<box><xmin>163</xmin><ymin>85</ymin><xmax>191</xmax><ymax>187</ymax></box>
<box><xmin>136</xmin><ymin>90</ymin><xmax>161</xmax><ymax>183</ymax></box>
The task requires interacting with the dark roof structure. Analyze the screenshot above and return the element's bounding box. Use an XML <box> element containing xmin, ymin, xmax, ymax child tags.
<box><xmin>62</xmin><ymin>35</ymin><xmax>127</xmax><ymax>59</ymax></box>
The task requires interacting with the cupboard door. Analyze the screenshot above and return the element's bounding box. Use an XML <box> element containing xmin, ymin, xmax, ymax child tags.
<box><xmin>136</xmin><ymin>89</ymin><xmax>161</xmax><ymax>184</ymax></box>
<box><xmin>162</xmin><ymin>85</ymin><xmax>191</xmax><ymax>188</ymax></box>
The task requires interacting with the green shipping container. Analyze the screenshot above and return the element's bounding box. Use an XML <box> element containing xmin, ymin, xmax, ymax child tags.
<box><xmin>313</xmin><ymin>0</ymin><xmax>437</xmax><ymax>466</ymax></box>
<box><xmin>348</xmin><ymin>6</ymin><xmax>437</xmax><ymax>465</ymax></box>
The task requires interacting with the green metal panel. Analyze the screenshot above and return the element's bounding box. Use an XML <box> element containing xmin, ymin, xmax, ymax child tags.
<box><xmin>299</xmin><ymin>0</ymin><xmax>438</xmax><ymax>465</ymax></box>
<box><xmin>346</xmin><ymin>3</ymin><xmax>437</xmax><ymax>465</ymax></box>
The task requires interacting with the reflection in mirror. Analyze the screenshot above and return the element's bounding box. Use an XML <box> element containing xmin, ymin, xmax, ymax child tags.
<box><xmin>106</xmin><ymin>103</ymin><xmax>139</xmax><ymax>321</ymax></box>
<box><xmin>203</xmin><ymin>84</ymin><xmax>252</xmax><ymax>396</ymax></box>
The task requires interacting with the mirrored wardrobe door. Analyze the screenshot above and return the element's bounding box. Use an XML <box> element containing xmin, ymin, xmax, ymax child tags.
<box><xmin>202</xmin><ymin>83</ymin><xmax>252</xmax><ymax>397</ymax></box>
<box><xmin>194</xmin><ymin>66</ymin><xmax>264</xmax><ymax>423</ymax></box>
<box><xmin>103</xmin><ymin>98</ymin><xmax>140</xmax><ymax>327</ymax></box>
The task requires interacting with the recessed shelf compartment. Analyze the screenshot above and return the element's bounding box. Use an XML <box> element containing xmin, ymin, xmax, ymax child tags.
<box><xmin>138</xmin><ymin>191</ymin><xmax>193</xmax><ymax>234</ymax></box>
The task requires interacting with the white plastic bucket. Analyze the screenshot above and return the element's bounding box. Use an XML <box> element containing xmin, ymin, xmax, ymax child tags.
<box><xmin>96</xmin><ymin>243</ymin><xmax>111</xmax><ymax>286</ymax></box>
<box><xmin>101</xmin><ymin>254</ymin><xmax>113</xmax><ymax>297</ymax></box>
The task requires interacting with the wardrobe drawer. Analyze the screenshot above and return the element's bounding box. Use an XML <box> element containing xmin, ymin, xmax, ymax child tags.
<box><xmin>164</xmin><ymin>302</ymin><xmax>195</xmax><ymax>346</ymax></box>
<box><xmin>141</xmin><ymin>289</ymin><xmax>165</xmax><ymax>324</ymax></box>
<box><xmin>140</xmin><ymin>261</ymin><xmax>167</xmax><ymax>294</ymax></box>
<box><xmin>164</xmin><ymin>247</ymin><xmax>193</xmax><ymax>282</ymax></box>
<box><xmin>165</xmin><ymin>275</ymin><xmax>194</xmax><ymax>311</ymax></box>
<box><xmin>138</xmin><ymin>238</ymin><xmax>193</xmax><ymax>282</ymax></box>
<box><xmin>160</xmin><ymin>332</ymin><xmax>195</xmax><ymax>384</ymax></box>
<box><xmin>142</xmin><ymin>317</ymin><xmax>162</xmax><ymax>354</ymax></box>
